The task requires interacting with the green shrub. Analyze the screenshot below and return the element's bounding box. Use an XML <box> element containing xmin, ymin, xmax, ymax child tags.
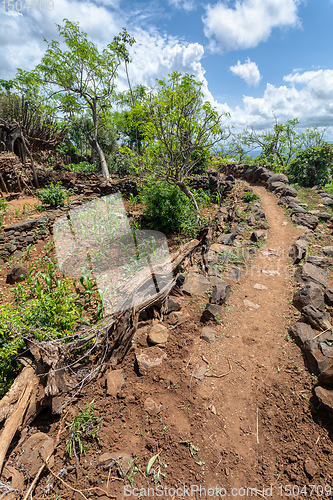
<box><xmin>324</xmin><ymin>183</ymin><xmax>333</xmax><ymax>194</ymax></box>
<box><xmin>64</xmin><ymin>161</ymin><xmax>99</xmax><ymax>173</ymax></box>
<box><xmin>243</xmin><ymin>192</ymin><xmax>259</xmax><ymax>203</ymax></box>
<box><xmin>37</xmin><ymin>182</ymin><xmax>67</xmax><ymax>207</ymax></box>
<box><xmin>288</xmin><ymin>143</ymin><xmax>333</xmax><ymax>187</ymax></box>
<box><xmin>190</xmin><ymin>147</ymin><xmax>210</xmax><ymax>174</ymax></box>
<box><xmin>142</xmin><ymin>181</ymin><xmax>190</xmax><ymax>233</ymax></box>
<box><xmin>0</xmin><ymin>258</ymin><xmax>103</xmax><ymax>398</ymax></box>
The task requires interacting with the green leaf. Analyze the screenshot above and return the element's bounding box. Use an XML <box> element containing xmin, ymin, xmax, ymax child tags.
<box><xmin>146</xmin><ymin>454</ymin><xmax>159</xmax><ymax>475</ymax></box>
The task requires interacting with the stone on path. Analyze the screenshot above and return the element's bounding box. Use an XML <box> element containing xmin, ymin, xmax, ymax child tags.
<box><xmin>144</xmin><ymin>397</ymin><xmax>161</xmax><ymax>415</ymax></box>
<box><xmin>200</xmin><ymin>327</ymin><xmax>216</xmax><ymax>344</ymax></box>
<box><xmin>243</xmin><ymin>300</ymin><xmax>260</xmax><ymax>310</ymax></box>
<box><xmin>253</xmin><ymin>283</ymin><xmax>267</xmax><ymax>290</ymax></box>
<box><xmin>20</xmin><ymin>433</ymin><xmax>54</xmax><ymax>476</ymax></box>
<box><xmin>262</xmin><ymin>269</ymin><xmax>280</xmax><ymax>276</ymax></box>
<box><xmin>201</xmin><ymin>304</ymin><xmax>224</xmax><ymax>322</ymax></box>
<box><xmin>210</xmin><ymin>282</ymin><xmax>231</xmax><ymax>305</ymax></box>
<box><xmin>192</xmin><ymin>365</ymin><xmax>209</xmax><ymax>381</ymax></box>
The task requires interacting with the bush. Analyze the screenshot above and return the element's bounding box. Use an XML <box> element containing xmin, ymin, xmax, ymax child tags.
<box><xmin>64</xmin><ymin>161</ymin><xmax>99</xmax><ymax>173</ymax></box>
<box><xmin>37</xmin><ymin>182</ymin><xmax>67</xmax><ymax>207</ymax></box>
<box><xmin>142</xmin><ymin>181</ymin><xmax>196</xmax><ymax>233</ymax></box>
<box><xmin>0</xmin><ymin>258</ymin><xmax>103</xmax><ymax>397</ymax></box>
<box><xmin>288</xmin><ymin>143</ymin><xmax>333</xmax><ymax>187</ymax></box>
<box><xmin>243</xmin><ymin>192</ymin><xmax>259</xmax><ymax>203</ymax></box>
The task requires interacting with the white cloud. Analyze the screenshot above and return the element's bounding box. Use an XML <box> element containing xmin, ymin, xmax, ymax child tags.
<box><xmin>225</xmin><ymin>69</ymin><xmax>333</xmax><ymax>139</ymax></box>
<box><xmin>230</xmin><ymin>58</ymin><xmax>261</xmax><ymax>86</ymax></box>
<box><xmin>203</xmin><ymin>0</ymin><xmax>301</xmax><ymax>51</ymax></box>
<box><xmin>167</xmin><ymin>0</ymin><xmax>196</xmax><ymax>11</ymax></box>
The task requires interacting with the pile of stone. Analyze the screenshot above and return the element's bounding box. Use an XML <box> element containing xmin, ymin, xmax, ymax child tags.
<box><xmin>289</xmin><ymin>241</ymin><xmax>333</xmax><ymax>413</ymax></box>
<box><xmin>0</xmin><ymin>216</ymin><xmax>53</xmax><ymax>264</ymax></box>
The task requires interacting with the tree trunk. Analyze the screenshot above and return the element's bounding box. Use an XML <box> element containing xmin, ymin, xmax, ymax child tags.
<box><xmin>90</xmin><ymin>99</ymin><xmax>109</xmax><ymax>179</ymax></box>
<box><xmin>176</xmin><ymin>181</ymin><xmax>200</xmax><ymax>219</ymax></box>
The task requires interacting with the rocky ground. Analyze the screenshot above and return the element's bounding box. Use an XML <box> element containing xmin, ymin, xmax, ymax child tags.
<box><xmin>0</xmin><ymin>165</ymin><xmax>333</xmax><ymax>500</ymax></box>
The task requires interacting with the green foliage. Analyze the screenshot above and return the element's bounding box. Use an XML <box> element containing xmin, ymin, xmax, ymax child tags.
<box><xmin>140</xmin><ymin>72</ymin><xmax>228</xmax><ymax>180</ymax></box>
<box><xmin>28</xmin><ymin>20</ymin><xmax>135</xmax><ymax>178</ymax></box>
<box><xmin>224</xmin><ymin>119</ymin><xmax>327</xmax><ymax>172</ymax></box>
<box><xmin>288</xmin><ymin>143</ymin><xmax>333</xmax><ymax>187</ymax></box>
<box><xmin>66</xmin><ymin>401</ymin><xmax>101</xmax><ymax>456</ymax></box>
<box><xmin>37</xmin><ymin>182</ymin><xmax>67</xmax><ymax>207</ymax></box>
<box><xmin>142</xmin><ymin>181</ymin><xmax>191</xmax><ymax>233</ymax></box>
<box><xmin>243</xmin><ymin>192</ymin><xmax>259</xmax><ymax>203</ymax></box>
<box><xmin>64</xmin><ymin>161</ymin><xmax>99</xmax><ymax>173</ymax></box>
<box><xmin>141</xmin><ymin>181</ymin><xmax>211</xmax><ymax>236</ymax></box>
<box><xmin>0</xmin><ymin>258</ymin><xmax>103</xmax><ymax>397</ymax></box>
<box><xmin>189</xmin><ymin>147</ymin><xmax>210</xmax><ymax>174</ymax></box>
<box><xmin>0</xmin><ymin>306</ymin><xmax>25</xmax><ymax>398</ymax></box>
<box><xmin>109</xmin><ymin>146</ymin><xmax>141</xmax><ymax>177</ymax></box>
<box><xmin>324</xmin><ymin>183</ymin><xmax>333</xmax><ymax>194</ymax></box>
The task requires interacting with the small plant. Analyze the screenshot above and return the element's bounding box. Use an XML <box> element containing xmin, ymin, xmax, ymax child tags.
<box><xmin>243</xmin><ymin>192</ymin><xmax>259</xmax><ymax>203</ymax></box>
<box><xmin>145</xmin><ymin>454</ymin><xmax>167</xmax><ymax>485</ymax></box>
<box><xmin>64</xmin><ymin>161</ymin><xmax>99</xmax><ymax>173</ymax></box>
<box><xmin>66</xmin><ymin>400</ymin><xmax>101</xmax><ymax>457</ymax></box>
<box><xmin>37</xmin><ymin>182</ymin><xmax>67</xmax><ymax>207</ymax></box>
<box><xmin>180</xmin><ymin>439</ymin><xmax>200</xmax><ymax>457</ymax></box>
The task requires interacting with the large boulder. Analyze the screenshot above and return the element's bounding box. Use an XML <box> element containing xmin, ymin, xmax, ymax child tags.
<box><xmin>295</xmin><ymin>263</ymin><xmax>328</xmax><ymax>289</ymax></box>
<box><xmin>274</xmin><ymin>184</ymin><xmax>298</xmax><ymax>197</ymax></box>
<box><xmin>291</xmin><ymin>213</ymin><xmax>318</xmax><ymax>230</ymax></box>
<box><xmin>6</xmin><ymin>263</ymin><xmax>29</xmax><ymax>284</ymax></box>
<box><xmin>288</xmin><ymin>321</ymin><xmax>314</xmax><ymax>349</ymax></box>
<box><xmin>182</xmin><ymin>272</ymin><xmax>211</xmax><ymax>296</ymax></box>
<box><xmin>292</xmin><ymin>283</ymin><xmax>325</xmax><ymax>312</ymax></box>
<box><xmin>210</xmin><ymin>282</ymin><xmax>231</xmax><ymax>305</ymax></box>
<box><xmin>305</xmin><ymin>255</ymin><xmax>333</xmax><ymax>268</ymax></box>
<box><xmin>301</xmin><ymin>305</ymin><xmax>331</xmax><ymax>330</ymax></box>
<box><xmin>323</xmin><ymin>246</ymin><xmax>333</xmax><ymax>257</ymax></box>
<box><xmin>267</xmin><ymin>173</ymin><xmax>289</xmax><ymax>185</ymax></box>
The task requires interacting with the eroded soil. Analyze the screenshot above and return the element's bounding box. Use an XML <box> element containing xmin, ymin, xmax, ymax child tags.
<box><xmin>1</xmin><ymin>183</ymin><xmax>333</xmax><ymax>500</ymax></box>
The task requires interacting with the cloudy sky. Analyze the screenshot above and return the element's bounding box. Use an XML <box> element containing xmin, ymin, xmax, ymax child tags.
<box><xmin>1</xmin><ymin>0</ymin><xmax>333</xmax><ymax>138</ymax></box>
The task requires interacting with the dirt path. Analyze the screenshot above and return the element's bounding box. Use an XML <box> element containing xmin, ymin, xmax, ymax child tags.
<box><xmin>193</xmin><ymin>185</ymin><xmax>309</xmax><ymax>490</ymax></box>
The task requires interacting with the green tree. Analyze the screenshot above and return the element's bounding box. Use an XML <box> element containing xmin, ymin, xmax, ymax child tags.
<box><xmin>139</xmin><ymin>72</ymin><xmax>230</xmax><ymax>215</ymax></box>
<box><xmin>231</xmin><ymin>119</ymin><xmax>327</xmax><ymax>172</ymax></box>
<box><xmin>288</xmin><ymin>143</ymin><xmax>333</xmax><ymax>187</ymax></box>
<box><xmin>21</xmin><ymin>20</ymin><xmax>135</xmax><ymax>178</ymax></box>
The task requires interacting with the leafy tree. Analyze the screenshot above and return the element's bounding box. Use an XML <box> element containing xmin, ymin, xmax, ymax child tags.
<box><xmin>21</xmin><ymin>20</ymin><xmax>135</xmax><ymax>178</ymax></box>
<box><xmin>228</xmin><ymin>119</ymin><xmax>327</xmax><ymax>172</ymax></box>
<box><xmin>139</xmin><ymin>72</ymin><xmax>230</xmax><ymax>215</ymax></box>
<box><xmin>288</xmin><ymin>143</ymin><xmax>333</xmax><ymax>187</ymax></box>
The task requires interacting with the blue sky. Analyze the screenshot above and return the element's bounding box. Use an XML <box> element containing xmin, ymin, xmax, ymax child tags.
<box><xmin>1</xmin><ymin>0</ymin><xmax>333</xmax><ymax>139</ymax></box>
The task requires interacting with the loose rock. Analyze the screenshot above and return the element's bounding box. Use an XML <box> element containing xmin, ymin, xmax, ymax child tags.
<box><xmin>201</xmin><ymin>303</ymin><xmax>224</xmax><ymax>322</ymax></box>
<box><xmin>106</xmin><ymin>369</ymin><xmax>126</xmax><ymax>397</ymax></box>
<box><xmin>200</xmin><ymin>326</ymin><xmax>216</xmax><ymax>343</ymax></box>
<box><xmin>148</xmin><ymin>323</ymin><xmax>169</xmax><ymax>345</ymax></box>
<box><xmin>210</xmin><ymin>282</ymin><xmax>231</xmax><ymax>305</ymax></box>
<box><xmin>182</xmin><ymin>272</ymin><xmax>211</xmax><ymax>296</ymax></box>
<box><xmin>6</xmin><ymin>263</ymin><xmax>29</xmax><ymax>284</ymax></box>
<box><xmin>292</xmin><ymin>283</ymin><xmax>325</xmax><ymax>312</ymax></box>
<box><xmin>294</xmin><ymin>263</ymin><xmax>328</xmax><ymax>289</ymax></box>
<box><xmin>135</xmin><ymin>347</ymin><xmax>167</xmax><ymax>375</ymax></box>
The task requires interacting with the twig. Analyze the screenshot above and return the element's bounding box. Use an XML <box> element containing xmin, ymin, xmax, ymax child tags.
<box><xmin>256</xmin><ymin>408</ymin><xmax>259</xmax><ymax>444</ymax></box>
<box><xmin>205</xmin><ymin>358</ymin><xmax>232</xmax><ymax>378</ymax></box>
<box><xmin>44</xmin><ymin>463</ymin><xmax>113</xmax><ymax>499</ymax></box>
<box><xmin>312</xmin><ymin>328</ymin><xmax>332</xmax><ymax>341</ymax></box>
<box><xmin>220</xmin><ymin>354</ymin><xmax>246</xmax><ymax>371</ymax></box>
